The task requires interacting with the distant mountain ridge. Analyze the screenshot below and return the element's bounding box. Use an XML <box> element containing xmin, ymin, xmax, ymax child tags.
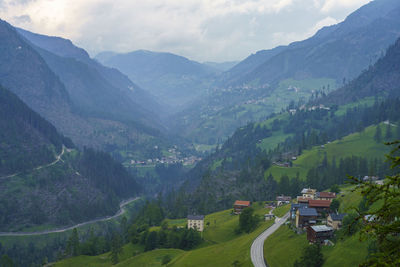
<box><xmin>322</xmin><ymin>37</ymin><xmax>400</xmax><ymax>104</ymax></box>
<box><xmin>96</xmin><ymin>50</ymin><xmax>218</xmax><ymax>109</ymax></box>
<box><xmin>0</xmin><ymin>20</ymin><xmax>172</xmax><ymax>160</ymax></box>
<box><xmin>17</xmin><ymin>27</ymin><xmax>164</xmax><ymax>125</ymax></box>
<box><xmin>168</xmin><ymin>0</ymin><xmax>400</xmax><ymax>145</ymax></box>
<box><xmin>229</xmin><ymin>0</ymin><xmax>400</xmax><ymax>86</ymax></box>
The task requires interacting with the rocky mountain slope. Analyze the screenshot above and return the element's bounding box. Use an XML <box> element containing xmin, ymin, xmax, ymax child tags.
<box><xmin>0</xmin><ymin>86</ymin><xmax>140</xmax><ymax>231</ymax></box>
<box><xmin>0</xmin><ymin>19</ymin><xmax>169</xmax><ymax>159</ymax></box>
<box><xmin>96</xmin><ymin>50</ymin><xmax>218</xmax><ymax>109</ymax></box>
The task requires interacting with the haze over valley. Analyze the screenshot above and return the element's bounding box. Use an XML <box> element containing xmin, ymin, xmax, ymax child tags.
<box><xmin>0</xmin><ymin>0</ymin><xmax>399</xmax><ymax>266</ymax></box>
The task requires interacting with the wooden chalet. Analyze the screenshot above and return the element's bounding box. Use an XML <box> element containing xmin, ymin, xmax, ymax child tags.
<box><xmin>308</xmin><ymin>199</ymin><xmax>331</xmax><ymax>215</ymax></box>
<box><xmin>315</xmin><ymin>192</ymin><xmax>336</xmax><ymax>200</ymax></box>
<box><xmin>233</xmin><ymin>200</ymin><xmax>251</xmax><ymax>214</ymax></box>
<box><xmin>296</xmin><ymin>207</ymin><xmax>318</xmax><ymax>228</ymax></box>
<box><xmin>307</xmin><ymin>225</ymin><xmax>333</xmax><ymax>244</ymax></box>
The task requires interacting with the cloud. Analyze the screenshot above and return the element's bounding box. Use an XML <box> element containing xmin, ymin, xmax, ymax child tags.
<box><xmin>319</xmin><ymin>0</ymin><xmax>371</xmax><ymax>13</ymax></box>
<box><xmin>0</xmin><ymin>0</ymin><xmax>370</xmax><ymax>61</ymax></box>
<box><xmin>310</xmin><ymin>16</ymin><xmax>338</xmax><ymax>34</ymax></box>
<box><xmin>11</xmin><ymin>14</ymin><xmax>31</xmax><ymax>24</ymax></box>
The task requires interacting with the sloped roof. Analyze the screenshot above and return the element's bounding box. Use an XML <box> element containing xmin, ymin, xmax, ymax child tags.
<box><xmin>316</xmin><ymin>192</ymin><xmax>336</xmax><ymax>198</ymax></box>
<box><xmin>309</xmin><ymin>199</ymin><xmax>331</xmax><ymax>208</ymax></box>
<box><xmin>329</xmin><ymin>213</ymin><xmax>346</xmax><ymax>221</ymax></box>
<box><xmin>297</xmin><ymin>197</ymin><xmax>312</xmax><ymax>203</ymax></box>
<box><xmin>234</xmin><ymin>200</ymin><xmax>251</xmax><ymax>206</ymax></box>
<box><xmin>310</xmin><ymin>225</ymin><xmax>333</xmax><ymax>232</ymax></box>
<box><xmin>291</xmin><ymin>203</ymin><xmax>308</xmax><ymax>212</ymax></box>
<box><xmin>299</xmin><ymin>207</ymin><xmax>318</xmax><ymax>216</ymax></box>
<box><xmin>187</xmin><ymin>215</ymin><xmax>204</xmax><ymax>220</ymax></box>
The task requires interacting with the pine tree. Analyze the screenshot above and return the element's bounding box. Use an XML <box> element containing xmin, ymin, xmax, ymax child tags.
<box><xmin>66</xmin><ymin>228</ymin><xmax>80</xmax><ymax>256</ymax></box>
<box><xmin>385</xmin><ymin>123</ymin><xmax>392</xmax><ymax>140</ymax></box>
<box><xmin>349</xmin><ymin>141</ymin><xmax>400</xmax><ymax>266</ymax></box>
<box><xmin>110</xmin><ymin>233</ymin><xmax>123</xmax><ymax>264</ymax></box>
<box><xmin>294</xmin><ymin>244</ymin><xmax>324</xmax><ymax>267</ymax></box>
<box><xmin>374</xmin><ymin>124</ymin><xmax>382</xmax><ymax>143</ymax></box>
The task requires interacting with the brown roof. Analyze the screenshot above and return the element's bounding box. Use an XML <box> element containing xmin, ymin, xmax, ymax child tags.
<box><xmin>309</xmin><ymin>199</ymin><xmax>331</xmax><ymax>208</ymax></box>
<box><xmin>297</xmin><ymin>197</ymin><xmax>312</xmax><ymax>203</ymax></box>
<box><xmin>317</xmin><ymin>192</ymin><xmax>336</xmax><ymax>198</ymax></box>
<box><xmin>234</xmin><ymin>200</ymin><xmax>251</xmax><ymax>206</ymax></box>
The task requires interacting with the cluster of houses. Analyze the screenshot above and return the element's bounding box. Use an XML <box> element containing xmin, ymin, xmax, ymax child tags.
<box><xmin>187</xmin><ymin>190</ymin><xmax>347</xmax><ymax>246</ymax></box>
<box><xmin>289</xmin><ymin>104</ymin><xmax>331</xmax><ymax>115</ymax></box>
<box><xmin>130</xmin><ymin>150</ymin><xmax>202</xmax><ymax>167</ymax></box>
<box><xmin>288</xmin><ymin>188</ymin><xmax>346</xmax><ymax>244</ymax></box>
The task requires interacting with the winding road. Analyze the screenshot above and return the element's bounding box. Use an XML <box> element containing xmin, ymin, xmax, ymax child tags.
<box><xmin>0</xmin><ymin>197</ymin><xmax>140</xmax><ymax>237</ymax></box>
<box><xmin>251</xmin><ymin>212</ymin><xmax>290</xmax><ymax>267</ymax></box>
<box><xmin>0</xmin><ymin>145</ymin><xmax>66</xmax><ymax>180</ymax></box>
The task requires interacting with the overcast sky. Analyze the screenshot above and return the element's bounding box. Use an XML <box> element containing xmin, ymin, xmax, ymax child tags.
<box><xmin>0</xmin><ymin>0</ymin><xmax>371</xmax><ymax>62</ymax></box>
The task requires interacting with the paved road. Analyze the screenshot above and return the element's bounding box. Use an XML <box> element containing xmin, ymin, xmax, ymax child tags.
<box><xmin>251</xmin><ymin>212</ymin><xmax>290</xmax><ymax>267</ymax></box>
<box><xmin>0</xmin><ymin>197</ymin><xmax>140</xmax><ymax>237</ymax></box>
<box><xmin>0</xmin><ymin>145</ymin><xmax>66</xmax><ymax>180</ymax></box>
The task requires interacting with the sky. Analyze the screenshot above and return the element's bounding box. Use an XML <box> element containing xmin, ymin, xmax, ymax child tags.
<box><xmin>0</xmin><ymin>0</ymin><xmax>371</xmax><ymax>62</ymax></box>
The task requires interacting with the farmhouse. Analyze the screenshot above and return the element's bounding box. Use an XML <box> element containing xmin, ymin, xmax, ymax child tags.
<box><xmin>233</xmin><ymin>200</ymin><xmax>251</xmax><ymax>214</ymax></box>
<box><xmin>307</xmin><ymin>225</ymin><xmax>333</xmax><ymax>244</ymax></box>
<box><xmin>308</xmin><ymin>199</ymin><xmax>331</xmax><ymax>215</ymax></box>
<box><xmin>187</xmin><ymin>215</ymin><xmax>205</xmax><ymax>232</ymax></box>
<box><xmin>315</xmin><ymin>192</ymin><xmax>336</xmax><ymax>200</ymax></box>
<box><xmin>276</xmin><ymin>195</ymin><xmax>291</xmax><ymax>206</ymax></box>
<box><xmin>290</xmin><ymin>203</ymin><xmax>308</xmax><ymax>221</ymax></box>
<box><xmin>297</xmin><ymin>197</ymin><xmax>312</xmax><ymax>204</ymax></box>
<box><xmin>327</xmin><ymin>213</ymin><xmax>347</xmax><ymax>230</ymax></box>
<box><xmin>296</xmin><ymin>207</ymin><xmax>318</xmax><ymax>228</ymax></box>
<box><xmin>301</xmin><ymin>188</ymin><xmax>316</xmax><ymax>199</ymax></box>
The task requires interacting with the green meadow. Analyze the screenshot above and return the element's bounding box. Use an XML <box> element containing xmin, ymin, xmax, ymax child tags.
<box><xmin>265</xmin><ymin>123</ymin><xmax>391</xmax><ymax>181</ymax></box>
<box><xmin>55</xmin><ymin>203</ymin><xmax>273</xmax><ymax>267</ymax></box>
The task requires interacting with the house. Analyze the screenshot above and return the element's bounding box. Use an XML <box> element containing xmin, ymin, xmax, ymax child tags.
<box><xmin>308</xmin><ymin>199</ymin><xmax>331</xmax><ymax>215</ymax></box>
<box><xmin>315</xmin><ymin>192</ymin><xmax>336</xmax><ymax>200</ymax></box>
<box><xmin>301</xmin><ymin>188</ymin><xmax>316</xmax><ymax>199</ymax></box>
<box><xmin>307</xmin><ymin>225</ymin><xmax>333</xmax><ymax>243</ymax></box>
<box><xmin>296</xmin><ymin>207</ymin><xmax>318</xmax><ymax>228</ymax></box>
<box><xmin>327</xmin><ymin>213</ymin><xmax>347</xmax><ymax>230</ymax></box>
<box><xmin>276</xmin><ymin>195</ymin><xmax>291</xmax><ymax>206</ymax></box>
<box><xmin>233</xmin><ymin>200</ymin><xmax>251</xmax><ymax>214</ymax></box>
<box><xmin>187</xmin><ymin>215</ymin><xmax>205</xmax><ymax>232</ymax></box>
<box><xmin>290</xmin><ymin>203</ymin><xmax>308</xmax><ymax>221</ymax></box>
<box><xmin>362</xmin><ymin>176</ymin><xmax>379</xmax><ymax>182</ymax></box>
<box><xmin>297</xmin><ymin>197</ymin><xmax>312</xmax><ymax>204</ymax></box>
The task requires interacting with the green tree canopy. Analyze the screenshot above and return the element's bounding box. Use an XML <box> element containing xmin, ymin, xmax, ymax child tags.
<box><xmin>349</xmin><ymin>141</ymin><xmax>400</xmax><ymax>266</ymax></box>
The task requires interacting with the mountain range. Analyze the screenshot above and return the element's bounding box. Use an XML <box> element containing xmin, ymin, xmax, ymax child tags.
<box><xmin>0</xmin><ymin>19</ymin><xmax>172</xmax><ymax>161</ymax></box>
<box><xmin>96</xmin><ymin>50</ymin><xmax>218</xmax><ymax>109</ymax></box>
<box><xmin>168</xmin><ymin>0</ymin><xmax>400</xmax><ymax>145</ymax></box>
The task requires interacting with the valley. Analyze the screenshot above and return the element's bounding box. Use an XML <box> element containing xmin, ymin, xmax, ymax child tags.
<box><xmin>0</xmin><ymin>0</ymin><xmax>400</xmax><ymax>266</ymax></box>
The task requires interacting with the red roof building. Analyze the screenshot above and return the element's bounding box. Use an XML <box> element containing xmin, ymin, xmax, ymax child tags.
<box><xmin>315</xmin><ymin>192</ymin><xmax>336</xmax><ymax>200</ymax></box>
<box><xmin>297</xmin><ymin>197</ymin><xmax>312</xmax><ymax>203</ymax></box>
<box><xmin>308</xmin><ymin>199</ymin><xmax>331</xmax><ymax>214</ymax></box>
<box><xmin>233</xmin><ymin>200</ymin><xmax>251</xmax><ymax>214</ymax></box>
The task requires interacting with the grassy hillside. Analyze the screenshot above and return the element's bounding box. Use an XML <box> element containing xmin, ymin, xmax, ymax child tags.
<box><xmin>264</xmin><ymin>186</ymin><xmax>369</xmax><ymax>267</ymax></box>
<box><xmin>265</xmin><ymin>123</ymin><xmax>391</xmax><ymax>181</ymax></box>
<box><xmin>264</xmin><ymin>226</ymin><xmax>368</xmax><ymax>267</ymax></box>
<box><xmin>56</xmin><ymin>203</ymin><xmax>273</xmax><ymax>267</ymax></box>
